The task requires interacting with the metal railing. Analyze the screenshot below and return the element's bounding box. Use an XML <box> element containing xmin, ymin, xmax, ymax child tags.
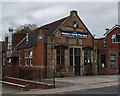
<box><xmin>19</xmin><ymin>68</ymin><xmax>56</xmax><ymax>87</ymax></box>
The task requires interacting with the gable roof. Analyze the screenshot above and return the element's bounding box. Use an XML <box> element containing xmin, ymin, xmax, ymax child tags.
<box><xmin>103</xmin><ymin>24</ymin><xmax>120</xmax><ymax>36</ymax></box>
<box><xmin>15</xmin><ymin>17</ymin><xmax>68</xmax><ymax>49</ymax></box>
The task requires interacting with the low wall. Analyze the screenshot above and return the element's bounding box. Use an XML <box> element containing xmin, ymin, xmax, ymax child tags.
<box><xmin>4</xmin><ymin>76</ymin><xmax>53</xmax><ymax>89</ymax></box>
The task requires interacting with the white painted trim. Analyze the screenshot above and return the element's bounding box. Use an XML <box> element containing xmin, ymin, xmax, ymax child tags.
<box><xmin>2</xmin><ymin>81</ymin><xmax>26</xmax><ymax>88</ymax></box>
<box><xmin>14</xmin><ymin>37</ymin><xmax>26</xmax><ymax>49</ymax></box>
<box><xmin>5</xmin><ymin>76</ymin><xmax>53</xmax><ymax>86</ymax></box>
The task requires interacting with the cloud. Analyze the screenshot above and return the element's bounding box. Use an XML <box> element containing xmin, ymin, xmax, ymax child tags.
<box><xmin>1</xmin><ymin>2</ymin><xmax>118</xmax><ymax>41</ymax></box>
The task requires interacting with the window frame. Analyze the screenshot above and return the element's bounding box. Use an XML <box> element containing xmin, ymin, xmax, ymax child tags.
<box><xmin>110</xmin><ymin>54</ymin><xmax>116</xmax><ymax>69</ymax></box>
<box><xmin>2</xmin><ymin>53</ymin><xmax>5</xmax><ymax>66</ymax></box>
<box><xmin>7</xmin><ymin>58</ymin><xmax>11</xmax><ymax>67</ymax></box>
<box><xmin>100</xmin><ymin>54</ymin><xmax>106</xmax><ymax>68</ymax></box>
<box><xmin>119</xmin><ymin>51</ymin><xmax>120</xmax><ymax>56</ymax></box>
<box><xmin>112</xmin><ymin>34</ymin><xmax>120</xmax><ymax>44</ymax></box>
<box><xmin>84</xmin><ymin>50</ymin><xmax>91</xmax><ymax>66</ymax></box>
<box><xmin>56</xmin><ymin>47</ymin><xmax>65</xmax><ymax>66</ymax></box>
<box><xmin>104</xmin><ymin>39</ymin><xmax>106</xmax><ymax>47</ymax></box>
<box><xmin>70</xmin><ymin>48</ymin><xmax>73</xmax><ymax>66</ymax></box>
<box><xmin>19</xmin><ymin>53</ymin><xmax>21</xmax><ymax>66</ymax></box>
<box><xmin>29</xmin><ymin>50</ymin><xmax>33</xmax><ymax>66</ymax></box>
<box><xmin>25</xmin><ymin>51</ymin><xmax>28</xmax><ymax>66</ymax></box>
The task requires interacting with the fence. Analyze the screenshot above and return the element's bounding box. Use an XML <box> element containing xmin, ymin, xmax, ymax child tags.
<box><xmin>19</xmin><ymin>68</ymin><xmax>56</xmax><ymax>87</ymax></box>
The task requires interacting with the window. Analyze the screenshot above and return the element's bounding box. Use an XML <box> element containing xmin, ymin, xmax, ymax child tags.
<box><xmin>70</xmin><ymin>48</ymin><xmax>73</xmax><ymax>66</ymax></box>
<box><xmin>112</xmin><ymin>34</ymin><xmax>120</xmax><ymax>43</ymax></box>
<box><xmin>101</xmin><ymin>55</ymin><xmax>106</xmax><ymax>68</ymax></box>
<box><xmin>110</xmin><ymin>55</ymin><xmax>116</xmax><ymax>68</ymax></box>
<box><xmin>29</xmin><ymin>50</ymin><xmax>32</xmax><ymax>66</ymax></box>
<box><xmin>7</xmin><ymin>58</ymin><xmax>11</xmax><ymax>67</ymax></box>
<box><xmin>56</xmin><ymin>47</ymin><xmax>65</xmax><ymax>65</ymax></box>
<box><xmin>25</xmin><ymin>51</ymin><xmax>28</xmax><ymax>66</ymax></box>
<box><xmin>2</xmin><ymin>53</ymin><xmax>5</xmax><ymax>66</ymax></box>
<box><xmin>19</xmin><ymin>53</ymin><xmax>21</xmax><ymax>66</ymax></box>
<box><xmin>104</xmin><ymin>39</ymin><xmax>106</xmax><ymax>47</ymax></box>
<box><xmin>119</xmin><ymin>51</ymin><xmax>120</xmax><ymax>56</ymax></box>
<box><xmin>84</xmin><ymin>50</ymin><xmax>91</xmax><ymax>65</ymax></box>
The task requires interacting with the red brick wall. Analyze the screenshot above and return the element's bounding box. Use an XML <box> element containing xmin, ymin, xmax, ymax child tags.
<box><xmin>35</xmin><ymin>29</ymin><xmax>47</xmax><ymax>77</ymax></box>
<box><xmin>98</xmin><ymin>47</ymin><xmax>118</xmax><ymax>75</ymax></box>
<box><xmin>97</xmin><ymin>27</ymin><xmax>120</xmax><ymax>75</ymax></box>
<box><xmin>97</xmin><ymin>38</ymin><xmax>104</xmax><ymax>49</ymax></box>
<box><xmin>106</xmin><ymin>28</ymin><xmax>119</xmax><ymax>49</ymax></box>
<box><xmin>97</xmin><ymin>28</ymin><xmax>120</xmax><ymax>50</ymax></box>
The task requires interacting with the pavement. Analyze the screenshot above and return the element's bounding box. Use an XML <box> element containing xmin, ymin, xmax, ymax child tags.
<box><xmin>2</xmin><ymin>75</ymin><xmax>119</xmax><ymax>95</ymax></box>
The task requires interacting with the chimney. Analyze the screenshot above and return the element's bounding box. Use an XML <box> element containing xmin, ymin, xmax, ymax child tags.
<box><xmin>105</xmin><ymin>28</ymin><xmax>109</xmax><ymax>32</ymax></box>
<box><xmin>24</xmin><ymin>27</ymin><xmax>29</xmax><ymax>30</ymax></box>
<box><xmin>8</xmin><ymin>27</ymin><xmax>13</xmax><ymax>50</ymax></box>
<box><xmin>26</xmin><ymin>33</ymin><xmax>29</xmax><ymax>42</ymax></box>
<box><xmin>70</xmin><ymin>10</ymin><xmax>77</xmax><ymax>16</ymax></box>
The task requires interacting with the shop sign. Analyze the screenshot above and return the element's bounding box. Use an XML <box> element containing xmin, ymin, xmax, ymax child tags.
<box><xmin>61</xmin><ymin>31</ymin><xmax>87</xmax><ymax>38</ymax></box>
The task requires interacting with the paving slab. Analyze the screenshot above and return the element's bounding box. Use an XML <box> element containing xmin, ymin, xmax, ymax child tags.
<box><xmin>15</xmin><ymin>75</ymin><xmax>119</xmax><ymax>94</ymax></box>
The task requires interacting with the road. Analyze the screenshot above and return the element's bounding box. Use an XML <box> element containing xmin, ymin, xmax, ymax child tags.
<box><xmin>61</xmin><ymin>85</ymin><xmax>119</xmax><ymax>94</ymax></box>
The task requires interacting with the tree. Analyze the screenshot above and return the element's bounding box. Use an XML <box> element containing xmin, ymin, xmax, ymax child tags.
<box><xmin>14</xmin><ymin>24</ymin><xmax>38</xmax><ymax>34</ymax></box>
<box><xmin>15</xmin><ymin>24</ymin><xmax>38</xmax><ymax>31</ymax></box>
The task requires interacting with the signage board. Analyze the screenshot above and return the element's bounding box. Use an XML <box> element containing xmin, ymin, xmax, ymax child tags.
<box><xmin>61</xmin><ymin>31</ymin><xmax>87</xmax><ymax>38</ymax></box>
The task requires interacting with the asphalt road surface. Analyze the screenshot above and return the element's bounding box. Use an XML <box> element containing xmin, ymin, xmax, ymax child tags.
<box><xmin>61</xmin><ymin>85</ymin><xmax>119</xmax><ymax>94</ymax></box>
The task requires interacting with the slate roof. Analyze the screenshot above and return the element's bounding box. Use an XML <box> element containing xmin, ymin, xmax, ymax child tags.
<box><xmin>103</xmin><ymin>24</ymin><xmax>120</xmax><ymax>36</ymax></box>
<box><xmin>15</xmin><ymin>17</ymin><xmax>68</xmax><ymax>49</ymax></box>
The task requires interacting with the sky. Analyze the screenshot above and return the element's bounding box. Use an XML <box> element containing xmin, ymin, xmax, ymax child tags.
<box><xmin>1</xmin><ymin>0</ymin><xmax>119</xmax><ymax>41</ymax></box>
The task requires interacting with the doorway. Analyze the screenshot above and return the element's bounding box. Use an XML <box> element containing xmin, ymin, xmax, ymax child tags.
<box><xmin>74</xmin><ymin>48</ymin><xmax>81</xmax><ymax>76</ymax></box>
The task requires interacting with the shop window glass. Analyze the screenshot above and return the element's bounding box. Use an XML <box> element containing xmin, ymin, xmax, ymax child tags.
<box><xmin>74</xmin><ymin>48</ymin><xmax>77</xmax><ymax>55</ymax></box>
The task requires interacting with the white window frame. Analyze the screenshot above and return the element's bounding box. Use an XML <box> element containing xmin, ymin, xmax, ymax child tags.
<box><xmin>29</xmin><ymin>50</ymin><xmax>32</xmax><ymax>66</ymax></box>
<box><xmin>104</xmin><ymin>39</ymin><xmax>106</xmax><ymax>47</ymax></box>
<box><xmin>25</xmin><ymin>51</ymin><xmax>28</xmax><ymax>66</ymax></box>
<box><xmin>112</xmin><ymin>34</ymin><xmax>120</xmax><ymax>44</ymax></box>
<box><xmin>7</xmin><ymin>58</ymin><xmax>11</xmax><ymax>67</ymax></box>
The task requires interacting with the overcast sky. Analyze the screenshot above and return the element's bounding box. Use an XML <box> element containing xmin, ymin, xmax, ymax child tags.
<box><xmin>1</xmin><ymin>1</ymin><xmax>119</xmax><ymax>41</ymax></box>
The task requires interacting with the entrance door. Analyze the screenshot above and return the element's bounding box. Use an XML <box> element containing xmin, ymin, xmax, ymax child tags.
<box><xmin>74</xmin><ymin>48</ymin><xmax>81</xmax><ymax>76</ymax></box>
<box><xmin>75</xmin><ymin>56</ymin><xmax>80</xmax><ymax>75</ymax></box>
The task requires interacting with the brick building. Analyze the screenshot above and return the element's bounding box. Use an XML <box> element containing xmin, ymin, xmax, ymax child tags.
<box><xmin>0</xmin><ymin>41</ymin><xmax>5</xmax><ymax>79</ymax></box>
<box><xmin>5</xmin><ymin>10</ymin><xmax>98</xmax><ymax>80</ymax></box>
<box><xmin>97</xmin><ymin>25</ymin><xmax>120</xmax><ymax>75</ymax></box>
